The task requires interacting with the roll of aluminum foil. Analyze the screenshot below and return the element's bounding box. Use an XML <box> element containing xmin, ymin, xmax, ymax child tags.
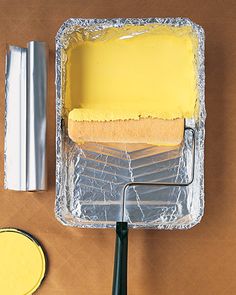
<box><xmin>5</xmin><ymin>41</ymin><xmax>48</xmax><ymax>191</ymax></box>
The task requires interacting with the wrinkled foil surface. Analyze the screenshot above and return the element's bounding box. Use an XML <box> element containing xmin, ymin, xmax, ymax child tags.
<box><xmin>55</xmin><ymin>18</ymin><xmax>205</xmax><ymax>229</ymax></box>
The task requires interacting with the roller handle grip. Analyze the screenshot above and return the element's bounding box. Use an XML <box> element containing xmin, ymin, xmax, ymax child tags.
<box><xmin>112</xmin><ymin>222</ymin><xmax>128</xmax><ymax>295</ymax></box>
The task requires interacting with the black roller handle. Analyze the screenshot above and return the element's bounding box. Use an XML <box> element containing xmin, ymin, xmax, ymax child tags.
<box><xmin>112</xmin><ymin>221</ymin><xmax>128</xmax><ymax>295</ymax></box>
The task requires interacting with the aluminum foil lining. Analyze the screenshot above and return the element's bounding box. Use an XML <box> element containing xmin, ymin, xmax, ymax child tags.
<box><xmin>5</xmin><ymin>41</ymin><xmax>48</xmax><ymax>191</ymax></box>
<box><xmin>55</xmin><ymin>18</ymin><xmax>206</xmax><ymax>229</ymax></box>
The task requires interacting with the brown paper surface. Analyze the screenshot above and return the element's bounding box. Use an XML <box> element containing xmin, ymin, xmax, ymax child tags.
<box><xmin>0</xmin><ymin>0</ymin><xmax>236</xmax><ymax>294</ymax></box>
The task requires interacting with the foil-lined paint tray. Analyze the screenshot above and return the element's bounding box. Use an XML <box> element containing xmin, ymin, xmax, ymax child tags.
<box><xmin>55</xmin><ymin>18</ymin><xmax>205</xmax><ymax>229</ymax></box>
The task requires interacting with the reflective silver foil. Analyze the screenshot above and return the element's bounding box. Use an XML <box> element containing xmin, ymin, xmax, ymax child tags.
<box><xmin>5</xmin><ymin>41</ymin><xmax>48</xmax><ymax>191</ymax></box>
<box><xmin>55</xmin><ymin>18</ymin><xmax>206</xmax><ymax>229</ymax></box>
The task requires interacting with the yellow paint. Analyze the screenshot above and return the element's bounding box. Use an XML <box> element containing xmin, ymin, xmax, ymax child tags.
<box><xmin>65</xmin><ymin>25</ymin><xmax>198</xmax><ymax>122</ymax></box>
<box><xmin>0</xmin><ymin>229</ymin><xmax>46</xmax><ymax>295</ymax></box>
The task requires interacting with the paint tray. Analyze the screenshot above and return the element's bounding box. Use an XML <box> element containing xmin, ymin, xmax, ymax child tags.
<box><xmin>55</xmin><ymin>17</ymin><xmax>205</xmax><ymax>230</ymax></box>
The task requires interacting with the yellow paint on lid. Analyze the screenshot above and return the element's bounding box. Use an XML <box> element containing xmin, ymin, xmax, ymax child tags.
<box><xmin>0</xmin><ymin>229</ymin><xmax>46</xmax><ymax>295</ymax></box>
<box><xmin>65</xmin><ymin>24</ymin><xmax>198</xmax><ymax>122</ymax></box>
